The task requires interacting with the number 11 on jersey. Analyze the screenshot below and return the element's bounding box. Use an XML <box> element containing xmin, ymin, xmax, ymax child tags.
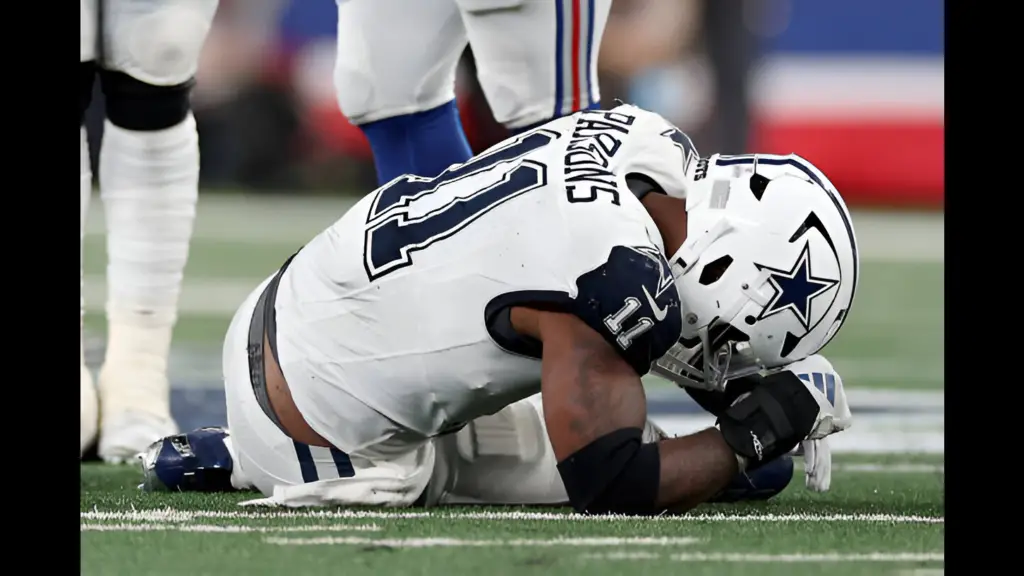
<box><xmin>603</xmin><ymin>297</ymin><xmax>655</xmax><ymax>350</ymax></box>
<box><xmin>363</xmin><ymin>131</ymin><xmax>557</xmax><ymax>281</ymax></box>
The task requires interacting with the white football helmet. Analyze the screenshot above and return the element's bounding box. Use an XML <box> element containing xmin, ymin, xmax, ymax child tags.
<box><xmin>652</xmin><ymin>153</ymin><xmax>860</xmax><ymax>391</ymax></box>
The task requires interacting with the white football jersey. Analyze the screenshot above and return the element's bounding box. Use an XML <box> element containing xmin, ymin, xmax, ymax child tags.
<box><xmin>272</xmin><ymin>105</ymin><xmax>698</xmax><ymax>451</ymax></box>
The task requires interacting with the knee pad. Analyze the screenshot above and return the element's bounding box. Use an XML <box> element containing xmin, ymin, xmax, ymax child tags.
<box><xmin>80</xmin><ymin>61</ymin><xmax>96</xmax><ymax>126</ymax></box>
<box><xmin>100</xmin><ymin>69</ymin><xmax>192</xmax><ymax>131</ymax></box>
<box><xmin>434</xmin><ymin>398</ymin><xmax>568</xmax><ymax>506</ymax></box>
<box><xmin>106</xmin><ymin>2</ymin><xmax>216</xmax><ymax>87</ymax></box>
<box><xmin>333</xmin><ymin>0</ymin><xmax>466</xmax><ymax>125</ymax></box>
<box><xmin>455</xmin><ymin>399</ymin><xmax>548</xmax><ymax>465</ymax></box>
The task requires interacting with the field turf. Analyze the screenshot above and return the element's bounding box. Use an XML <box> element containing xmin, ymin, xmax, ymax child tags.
<box><xmin>81</xmin><ymin>196</ymin><xmax>944</xmax><ymax>574</ymax></box>
<box><xmin>81</xmin><ymin>453</ymin><xmax>943</xmax><ymax>576</ymax></box>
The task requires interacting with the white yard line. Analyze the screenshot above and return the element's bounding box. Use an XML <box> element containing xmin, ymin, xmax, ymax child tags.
<box><xmin>84</xmin><ymin>195</ymin><xmax>944</xmax><ymax>262</ymax></box>
<box><xmin>81</xmin><ymin>508</ymin><xmax>943</xmax><ymax>524</ymax></box>
<box><xmin>80</xmin><ymin>523</ymin><xmax>380</xmax><ymax>533</ymax></box>
<box><xmin>644</xmin><ymin>387</ymin><xmax>945</xmax><ymax>409</ymax></box>
<box><xmin>584</xmin><ymin>552</ymin><xmax>663</xmax><ymax>560</ymax></box>
<box><xmin>82</xmin><ymin>276</ymin><xmax>252</xmax><ymax>316</ymax></box>
<box><xmin>826</xmin><ymin>463</ymin><xmax>943</xmax><ymax>474</ymax></box>
<box><xmin>84</xmin><ymin>194</ymin><xmax>353</xmax><ymax>246</ymax></box>
<box><xmin>81</xmin><ymin>509</ymin><xmax>432</xmax><ymax>522</ymax></box>
<box><xmin>838</xmin><ymin>389</ymin><xmax>944</xmax><ymax>409</ymax></box>
<box><xmin>84</xmin><ymin>272</ymin><xmax>946</xmax><ymax>317</ymax></box>
<box><xmin>653</xmin><ymin>414</ymin><xmax>943</xmax><ymax>454</ymax></box>
<box><xmin>81</xmin><ymin>509</ymin><xmax>425</xmax><ymax>522</ymax></box>
<box><xmin>83</xmin><ymin>204</ymin><xmax>944</xmax><ymax>316</ymax></box>
<box><xmin>582</xmin><ymin>551</ymin><xmax>944</xmax><ymax>563</ymax></box>
<box><xmin>825</xmin><ymin>359</ymin><xmax>944</xmax><ymax>387</ymax></box>
<box><xmin>264</xmin><ymin>536</ymin><xmax>702</xmax><ymax>547</ymax></box>
<box><xmin>669</xmin><ymin>552</ymin><xmax>943</xmax><ymax>563</ymax></box>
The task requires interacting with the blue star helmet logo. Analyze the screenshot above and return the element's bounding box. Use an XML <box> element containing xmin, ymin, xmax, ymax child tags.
<box><xmin>755</xmin><ymin>242</ymin><xmax>839</xmax><ymax>331</ymax></box>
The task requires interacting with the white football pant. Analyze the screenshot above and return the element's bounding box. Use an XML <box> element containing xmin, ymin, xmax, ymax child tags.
<box><xmin>334</xmin><ymin>0</ymin><xmax>612</xmax><ymax>129</ymax></box>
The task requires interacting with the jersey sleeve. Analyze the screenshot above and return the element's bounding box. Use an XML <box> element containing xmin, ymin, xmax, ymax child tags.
<box><xmin>566</xmin><ymin>244</ymin><xmax>683</xmax><ymax>376</ymax></box>
<box><xmin>484</xmin><ymin>242</ymin><xmax>684</xmax><ymax>376</ymax></box>
<box><xmin>610</xmin><ymin>104</ymin><xmax>700</xmax><ymax>199</ymax></box>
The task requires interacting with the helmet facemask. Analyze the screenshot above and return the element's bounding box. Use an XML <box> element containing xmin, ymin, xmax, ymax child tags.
<box><xmin>652</xmin><ymin>320</ymin><xmax>763</xmax><ymax>391</ymax></box>
<box><xmin>654</xmin><ymin>210</ymin><xmax>768</xmax><ymax>391</ymax></box>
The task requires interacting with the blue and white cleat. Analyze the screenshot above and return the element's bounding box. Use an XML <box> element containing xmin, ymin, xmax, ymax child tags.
<box><xmin>709</xmin><ymin>454</ymin><xmax>795</xmax><ymax>503</ymax></box>
<box><xmin>138</xmin><ymin>427</ymin><xmax>237</xmax><ymax>492</ymax></box>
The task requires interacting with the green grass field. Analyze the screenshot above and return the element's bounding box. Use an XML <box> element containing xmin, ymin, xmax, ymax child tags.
<box><xmin>80</xmin><ymin>195</ymin><xmax>944</xmax><ymax>574</ymax></box>
<box><xmin>81</xmin><ymin>453</ymin><xmax>943</xmax><ymax>576</ymax></box>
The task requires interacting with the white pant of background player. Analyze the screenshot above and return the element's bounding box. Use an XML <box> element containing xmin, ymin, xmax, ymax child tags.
<box><xmin>80</xmin><ymin>0</ymin><xmax>216</xmax><ymax>84</ymax></box>
<box><xmin>224</xmin><ymin>278</ymin><xmax>580</xmax><ymax>507</ymax></box>
<box><xmin>334</xmin><ymin>0</ymin><xmax>612</xmax><ymax>128</ymax></box>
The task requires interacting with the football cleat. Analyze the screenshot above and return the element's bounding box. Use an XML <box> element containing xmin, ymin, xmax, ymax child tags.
<box><xmin>96</xmin><ymin>324</ymin><xmax>179</xmax><ymax>464</ymax></box>
<box><xmin>100</xmin><ymin>410</ymin><xmax>178</xmax><ymax>464</ymax></box>
<box><xmin>139</xmin><ymin>427</ymin><xmax>236</xmax><ymax>492</ymax></box>
<box><xmin>709</xmin><ymin>453</ymin><xmax>794</xmax><ymax>503</ymax></box>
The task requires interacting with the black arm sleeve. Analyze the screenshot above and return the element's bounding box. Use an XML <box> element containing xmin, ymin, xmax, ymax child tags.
<box><xmin>556</xmin><ymin>427</ymin><xmax>661</xmax><ymax>515</ymax></box>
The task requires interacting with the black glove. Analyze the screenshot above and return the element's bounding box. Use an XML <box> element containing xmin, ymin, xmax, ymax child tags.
<box><xmin>715</xmin><ymin>371</ymin><xmax>819</xmax><ymax>471</ymax></box>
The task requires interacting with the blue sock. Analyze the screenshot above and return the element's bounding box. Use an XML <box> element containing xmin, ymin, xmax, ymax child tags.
<box><xmin>358</xmin><ymin>100</ymin><xmax>473</xmax><ymax>185</ymax></box>
<box><xmin>508</xmin><ymin>101</ymin><xmax>601</xmax><ymax>135</ymax></box>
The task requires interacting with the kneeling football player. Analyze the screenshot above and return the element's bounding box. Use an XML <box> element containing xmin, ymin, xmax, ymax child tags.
<box><xmin>142</xmin><ymin>105</ymin><xmax>856</xmax><ymax>513</ymax></box>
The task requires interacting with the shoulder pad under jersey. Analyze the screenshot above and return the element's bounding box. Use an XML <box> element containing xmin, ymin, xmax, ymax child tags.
<box><xmin>604</xmin><ymin>104</ymin><xmax>700</xmax><ymax>199</ymax></box>
<box><xmin>568</xmin><ymin>244</ymin><xmax>683</xmax><ymax>375</ymax></box>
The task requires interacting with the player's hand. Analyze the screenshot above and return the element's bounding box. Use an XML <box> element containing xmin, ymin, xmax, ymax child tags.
<box><xmin>779</xmin><ymin>355</ymin><xmax>852</xmax><ymax>440</ymax></box>
<box><xmin>801</xmin><ymin>438</ymin><xmax>832</xmax><ymax>492</ymax></box>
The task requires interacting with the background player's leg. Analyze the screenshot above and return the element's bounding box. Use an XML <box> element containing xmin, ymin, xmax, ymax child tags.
<box><xmin>359</xmin><ymin>102</ymin><xmax>473</xmax><ymax>185</ymax></box>
<box><xmin>81</xmin><ymin>62</ymin><xmax>99</xmax><ymax>457</ymax></box>
<box><xmin>81</xmin><ymin>120</ymin><xmax>99</xmax><ymax>457</ymax></box>
<box><xmin>334</xmin><ymin>0</ymin><xmax>471</xmax><ymax>185</ymax></box>
<box><xmin>94</xmin><ymin>0</ymin><xmax>218</xmax><ymax>463</ymax></box>
<box><xmin>458</xmin><ymin>0</ymin><xmax>612</xmax><ymax>134</ymax></box>
<box><xmin>81</xmin><ymin>0</ymin><xmax>99</xmax><ymax>458</ymax></box>
<box><xmin>97</xmin><ymin>90</ymin><xmax>197</xmax><ymax>463</ymax></box>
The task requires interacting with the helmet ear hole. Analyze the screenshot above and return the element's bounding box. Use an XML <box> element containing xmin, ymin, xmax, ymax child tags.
<box><xmin>698</xmin><ymin>255</ymin><xmax>734</xmax><ymax>285</ymax></box>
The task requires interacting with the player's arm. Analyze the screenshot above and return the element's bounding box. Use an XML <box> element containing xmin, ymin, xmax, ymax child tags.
<box><xmin>511</xmin><ymin>307</ymin><xmax>742</xmax><ymax>513</ymax></box>
<box><xmin>515</xmin><ymin>308</ymin><xmax>822</xmax><ymax>515</ymax></box>
<box><xmin>507</xmin><ymin>245</ymin><xmax>823</xmax><ymax>515</ymax></box>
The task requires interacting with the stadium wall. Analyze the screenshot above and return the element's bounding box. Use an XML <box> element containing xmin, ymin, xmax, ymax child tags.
<box><xmin>751</xmin><ymin>0</ymin><xmax>943</xmax><ymax>209</ymax></box>
<box><xmin>278</xmin><ymin>0</ymin><xmax>943</xmax><ymax>208</ymax></box>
